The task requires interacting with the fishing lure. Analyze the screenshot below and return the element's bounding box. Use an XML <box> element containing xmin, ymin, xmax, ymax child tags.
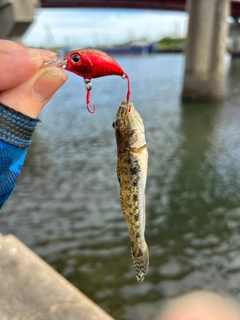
<box><xmin>44</xmin><ymin>49</ymin><xmax>130</xmax><ymax>114</ymax></box>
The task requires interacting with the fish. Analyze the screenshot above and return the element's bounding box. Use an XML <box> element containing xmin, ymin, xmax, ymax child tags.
<box><xmin>113</xmin><ymin>101</ymin><xmax>149</xmax><ymax>282</ymax></box>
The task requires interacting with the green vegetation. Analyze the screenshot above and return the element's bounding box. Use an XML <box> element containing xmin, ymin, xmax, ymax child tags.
<box><xmin>157</xmin><ymin>37</ymin><xmax>185</xmax><ymax>51</ymax></box>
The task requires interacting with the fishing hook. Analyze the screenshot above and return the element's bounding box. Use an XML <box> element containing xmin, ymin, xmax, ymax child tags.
<box><xmin>84</xmin><ymin>79</ymin><xmax>96</xmax><ymax>114</ymax></box>
<box><xmin>122</xmin><ymin>73</ymin><xmax>131</xmax><ymax>102</ymax></box>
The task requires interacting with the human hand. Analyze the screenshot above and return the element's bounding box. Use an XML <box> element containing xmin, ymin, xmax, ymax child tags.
<box><xmin>156</xmin><ymin>290</ymin><xmax>240</xmax><ymax>320</ymax></box>
<box><xmin>0</xmin><ymin>40</ymin><xmax>68</xmax><ymax>118</ymax></box>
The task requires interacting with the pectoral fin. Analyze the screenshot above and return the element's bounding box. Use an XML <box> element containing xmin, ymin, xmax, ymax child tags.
<box><xmin>131</xmin><ymin>143</ymin><xmax>148</xmax><ymax>154</ymax></box>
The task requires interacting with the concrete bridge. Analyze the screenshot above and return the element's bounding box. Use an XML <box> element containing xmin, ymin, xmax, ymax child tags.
<box><xmin>0</xmin><ymin>0</ymin><xmax>239</xmax><ymax>101</ymax></box>
<box><xmin>2</xmin><ymin>0</ymin><xmax>240</xmax><ymax>40</ymax></box>
<box><xmin>40</xmin><ymin>0</ymin><xmax>240</xmax><ymax>17</ymax></box>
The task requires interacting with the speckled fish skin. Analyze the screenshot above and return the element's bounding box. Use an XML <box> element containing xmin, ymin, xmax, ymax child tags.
<box><xmin>113</xmin><ymin>101</ymin><xmax>149</xmax><ymax>282</ymax></box>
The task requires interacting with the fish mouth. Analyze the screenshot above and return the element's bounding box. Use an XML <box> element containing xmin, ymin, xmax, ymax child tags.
<box><xmin>120</xmin><ymin>101</ymin><xmax>134</xmax><ymax>113</ymax></box>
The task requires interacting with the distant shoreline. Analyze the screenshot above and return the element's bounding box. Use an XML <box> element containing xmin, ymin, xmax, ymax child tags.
<box><xmin>157</xmin><ymin>48</ymin><xmax>183</xmax><ymax>53</ymax></box>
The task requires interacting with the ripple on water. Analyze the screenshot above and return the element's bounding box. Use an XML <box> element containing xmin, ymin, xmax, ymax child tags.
<box><xmin>2</xmin><ymin>54</ymin><xmax>240</xmax><ymax>319</ymax></box>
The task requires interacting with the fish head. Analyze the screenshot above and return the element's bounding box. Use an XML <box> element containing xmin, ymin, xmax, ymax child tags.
<box><xmin>63</xmin><ymin>49</ymin><xmax>93</xmax><ymax>78</ymax></box>
<box><xmin>113</xmin><ymin>101</ymin><xmax>145</xmax><ymax>150</ymax></box>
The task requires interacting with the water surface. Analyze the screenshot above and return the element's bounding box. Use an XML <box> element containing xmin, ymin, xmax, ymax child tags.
<box><xmin>2</xmin><ymin>53</ymin><xmax>240</xmax><ymax>320</ymax></box>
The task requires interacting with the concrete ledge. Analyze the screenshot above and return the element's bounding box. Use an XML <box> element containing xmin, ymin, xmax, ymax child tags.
<box><xmin>0</xmin><ymin>234</ymin><xmax>114</xmax><ymax>320</ymax></box>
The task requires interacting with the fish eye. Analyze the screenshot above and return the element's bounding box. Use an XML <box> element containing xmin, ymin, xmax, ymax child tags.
<box><xmin>71</xmin><ymin>53</ymin><xmax>80</xmax><ymax>63</ymax></box>
<box><xmin>112</xmin><ymin>122</ymin><xmax>115</xmax><ymax>128</ymax></box>
<box><xmin>116</xmin><ymin>119</ymin><xmax>123</xmax><ymax>127</ymax></box>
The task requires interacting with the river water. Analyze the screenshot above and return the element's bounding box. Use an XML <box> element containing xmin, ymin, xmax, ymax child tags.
<box><xmin>2</xmin><ymin>53</ymin><xmax>240</xmax><ymax>319</ymax></box>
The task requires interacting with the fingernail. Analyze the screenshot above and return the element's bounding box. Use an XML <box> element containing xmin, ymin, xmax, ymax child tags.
<box><xmin>33</xmin><ymin>68</ymin><xmax>68</xmax><ymax>102</ymax></box>
<box><xmin>38</xmin><ymin>49</ymin><xmax>58</xmax><ymax>61</ymax></box>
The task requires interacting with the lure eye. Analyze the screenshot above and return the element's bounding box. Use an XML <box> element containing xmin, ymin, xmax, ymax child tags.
<box><xmin>71</xmin><ymin>53</ymin><xmax>81</xmax><ymax>63</ymax></box>
<box><xmin>116</xmin><ymin>119</ymin><xmax>123</xmax><ymax>127</ymax></box>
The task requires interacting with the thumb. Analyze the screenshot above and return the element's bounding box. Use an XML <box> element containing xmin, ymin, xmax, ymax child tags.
<box><xmin>0</xmin><ymin>48</ymin><xmax>57</xmax><ymax>91</ymax></box>
<box><xmin>0</xmin><ymin>66</ymin><xmax>68</xmax><ymax>118</ymax></box>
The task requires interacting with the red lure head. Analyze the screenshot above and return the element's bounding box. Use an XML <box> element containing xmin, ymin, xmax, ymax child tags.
<box><xmin>63</xmin><ymin>48</ymin><xmax>130</xmax><ymax>114</ymax></box>
<box><xmin>63</xmin><ymin>49</ymin><xmax>125</xmax><ymax>79</ymax></box>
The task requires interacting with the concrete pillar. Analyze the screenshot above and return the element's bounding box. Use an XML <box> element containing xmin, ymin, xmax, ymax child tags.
<box><xmin>0</xmin><ymin>0</ymin><xmax>35</xmax><ymax>42</ymax></box>
<box><xmin>229</xmin><ymin>18</ymin><xmax>240</xmax><ymax>57</ymax></box>
<box><xmin>182</xmin><ymin>0</ymin><xmax>229</xmax><ymax>101</ymax></box>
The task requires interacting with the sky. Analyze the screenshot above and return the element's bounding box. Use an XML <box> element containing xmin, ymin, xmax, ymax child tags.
<box><xmin>22</xmin><ymin>8</ymin><xmax>188</xmax><ymax>48</ymax></box>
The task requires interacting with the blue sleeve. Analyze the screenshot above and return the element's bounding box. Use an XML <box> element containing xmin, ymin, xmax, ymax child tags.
<box><xmin>0</xmin><ymin>103</ymin><xmax>39</xmax><ymax>209</ymax></box>
<box><xmin>0</xmin><ymin>141</ymin><xmax>27</xmax><ymax>209</ymax></box>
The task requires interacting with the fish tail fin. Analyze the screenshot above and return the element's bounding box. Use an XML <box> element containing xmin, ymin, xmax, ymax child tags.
<box><xmin>131</xmin><ymin>244</ymin><xmax>149</xmax><ymax>282</ymax></box>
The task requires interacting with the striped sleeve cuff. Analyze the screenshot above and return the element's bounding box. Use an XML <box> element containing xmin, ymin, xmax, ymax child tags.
<box><xmin>0</xmin><ymin>103</ymin><xmax>39</xmax><ymax>148</ymax></box>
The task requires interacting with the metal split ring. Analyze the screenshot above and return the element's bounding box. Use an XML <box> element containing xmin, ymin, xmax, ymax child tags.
<box><xmin>83</xmin><ymin>79</ymin><xmax>92</xmax><ymax>90</ymax></box>
<box><xmin>43</xmin><ymin>59</ymin><xmax>67</xmax><ymax>69</ymax></box>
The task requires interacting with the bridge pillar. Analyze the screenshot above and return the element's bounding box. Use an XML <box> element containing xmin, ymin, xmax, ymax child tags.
<box><xmin>182</xmin><ymin>0</ymin><xmax>229</xmax><ymax>101</ymax></box>
<box><xmin>0</xmin><ymin>0</ymin><xmax>35</xmax><ymax>42</ymax></box>
<box><xmin>229</xmin><ymin>18</ymin><xmax>240</xmax><ymax>57</ymax></box>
